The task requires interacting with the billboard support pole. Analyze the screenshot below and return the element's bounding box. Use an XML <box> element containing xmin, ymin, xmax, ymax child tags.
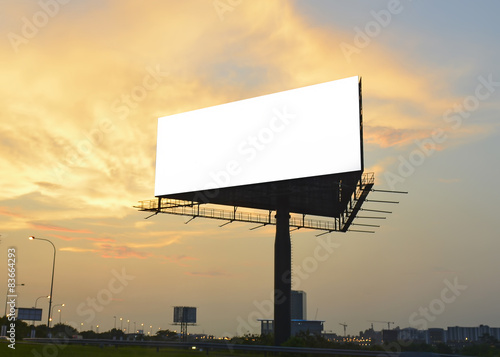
<box><xmin>274</xmin><ymin>195</ymin><xmax>291</xmax><ymax>345</ymax></box>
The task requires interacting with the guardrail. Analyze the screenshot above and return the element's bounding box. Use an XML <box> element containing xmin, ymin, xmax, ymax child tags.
<box><xmin>24</xmin><ymin>338</ymin><xmax>471</xmax><ymax>357</ymax></box>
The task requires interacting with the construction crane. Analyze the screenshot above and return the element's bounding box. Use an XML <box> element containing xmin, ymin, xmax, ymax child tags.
<box><xmin>368</xmin><ymin>320</ymin><xmax>394</xmax><ymax>330</ymax></box>
<box><xmin>339</xmin><ymin>322</ymin><xmax>348</xmax><ymax>336</ymax></box>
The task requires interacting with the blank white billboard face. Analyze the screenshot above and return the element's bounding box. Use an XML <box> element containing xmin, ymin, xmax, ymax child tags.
<box><xmin>155</xmin><ymin>76</ymin><xmax>361</xmax><ymax>197</ymax></box>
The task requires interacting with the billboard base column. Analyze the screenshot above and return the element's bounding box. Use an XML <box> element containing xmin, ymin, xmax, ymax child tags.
<box><xmin>274</xmin><ymin>195</ymin><xmax>291</xmax><ymax>346</ymax></box>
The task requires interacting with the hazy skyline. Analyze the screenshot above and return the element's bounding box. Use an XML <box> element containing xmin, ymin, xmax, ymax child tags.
<box><xmin>1</xmin><ymin>0</ymin><xmax>499</xmax><ymax>337</ymax></box>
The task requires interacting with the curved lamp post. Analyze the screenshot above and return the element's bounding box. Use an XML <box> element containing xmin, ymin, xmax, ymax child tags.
<box><xmin>50</xmin><ymin>303</ymin><xmax>64</xmax><ymax>325</ymax></box>
<box><xmin>33</xmin><ymin>295</ymin><xmax>50</xmax><ymax>326</ymax></box>
<box><xmin>29</xmin><ymin>236</ymin><xmax>56</xmax><ymax>328</ymax></box>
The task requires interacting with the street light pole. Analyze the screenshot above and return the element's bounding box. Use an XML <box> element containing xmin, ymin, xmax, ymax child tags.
<box><xmin>50</xmin><ymin>304</ymin><xmax>64</xmax><ymax>326</ymax></box>
<box><xmin>33</xmin><ymin>295</ymin><xmax>49</xmax><ymax>326</ymax></box>
<box><xmin>29</xmin><ymin>236</ymin><xmax>56</xmax><ymax>328</ymax></box>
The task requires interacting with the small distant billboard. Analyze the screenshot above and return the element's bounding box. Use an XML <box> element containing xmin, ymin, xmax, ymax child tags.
<box><xmin>173</xmin><ymin>306</ymin><xmax>197</xmax><ymax>324</ymax></box>
<box><xmin>17</xmin><ymin>308</ymin><xmax>42</xmax><ymax>321</ymax></box>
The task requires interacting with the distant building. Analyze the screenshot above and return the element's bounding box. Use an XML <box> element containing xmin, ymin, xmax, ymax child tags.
<box><xmin>322</xmin><ymin>332</ymin><xmax>338</xmax><ymax>341</ymax></box>
<box><xmin>399</xmin><ymin>327</ymin><xmax>426</xmax><ymax>343</ymax></box>
<box><xmin>490</xmin><ymin>327</ymin><xmax>500</xmax><ymax>340</ymax></box>
<box><xmin>382</xmin><ymin>329</ymin><xmax>398</xmax><ymax>343</ymax></box>
<box><xmin>427</xmin><ymin>328</ymin><xmax>446</xmax><ymax>345</ymax></box>
<box><xmin>291</xmin><ymin>290</ymin><xmax>307</xmax><ymax>320</ymax></box>
<box><xmin>447</xmin><ymin>326</ymin><xmax>478</xmax><ymax>342</ymax></box>
<box><xmin>259</xmin><ymin>319</ymin><xmax>324</xmax><ymax>336</ymax></box>
<box><xmin>447</xmin><ymin>325</ymin><xmax>500</xmax><ymax>342</ymax></box>
<box><xmin>360</xmin><ymin>327</ymin><xmax>382</xmax><ymax>345</ymax></box>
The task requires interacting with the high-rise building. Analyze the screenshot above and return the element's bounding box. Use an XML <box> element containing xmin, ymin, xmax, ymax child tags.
<box><xmin>291</xmin><ymin>290</ymin><xmax>307</xmax><ymax>320</ymax></box>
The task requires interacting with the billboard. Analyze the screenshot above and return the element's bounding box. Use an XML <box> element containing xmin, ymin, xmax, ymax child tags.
<box><xmin>17</xmin><ymin>308</ymin><xmax>42</xmax><ymax>321</ymax></box>
<box><xmin>155</xmin><ymin>76</ymin><xmax>362</xmax><ymax>200</ymax></box>
<box><xmin>173</xmin><ymin>306</ymin><xmax>196</xmax><ymax>324</ymax></box>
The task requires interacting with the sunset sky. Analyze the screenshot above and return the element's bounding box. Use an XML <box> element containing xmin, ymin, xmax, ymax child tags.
<box><xmin>1</xmin><ymin>0</ymin><xmax>499</xmax><ymax>337</ymax></box>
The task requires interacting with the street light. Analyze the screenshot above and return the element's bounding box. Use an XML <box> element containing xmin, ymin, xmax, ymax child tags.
<box><xmin>29</xmin><ymin>236</ymin><xmax>56</xmax><ymax>328</ymax></box>
<box><xmin>50</xmin><ymin>303</ymin><xmax>64</xmax><ymax>325</ymax></box>
<box><xmin>57</xmin><ymin>309</ymin><xmax>61</xmax><ymax>324</ymax></box>
<box><xmin>127</xmin><ymin>319</ymin><xmax>130</xmax><ymax>333</ymax></box>
<box><xmin>35</xmin><ymin>295</ymin><xmax>50</xmax><ymax>308</ymax></box>
<box><xmin>33</xmin><ymin>295</ymin><xmax>50</xmax><ymax>326</ymax></box>
<box><xmin>33</xmin><ymin>295</ymin><xmax>49</xmax><ymax>326</ymax></box>
<box><xmin>120</xmin><ymin>317</ymin><xmax>123</xmax><ymax>331</ymax></box>
<box><xmin>113</xmin><ymin>316</ymin><xmax>116</xmax><ymax>330</ymax></box>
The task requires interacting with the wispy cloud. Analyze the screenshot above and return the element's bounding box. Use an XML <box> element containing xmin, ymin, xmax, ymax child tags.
<box><xmin>29</xmin><ymin>222</ymin><xmax>93</xmax><ymax>233</ymax></box>
<box><xmin>99</xmin><ymin>244</ymin><xmax>152</xmax><ymax>259</ymax></box>
<box><xmin>60</xmin><ymin>247</ymin><xmax>98</xmax><ymax>253</ymax></box>
<box><xmin>364</xmin><ymin>125</ymin><xmax>446</xmax><ymax>149</ymax></box>
<box><xmin>0</xmin><ymin>207</ymin><xmax>25</xmax><ymax>219</ymax></box>
<box><xmin>127</xmin><ymin>237</ymin><xmax>180</xmax><ymax>249</ymax></box>
<box><xmin>49</xmin><ymin>233</ymin><xmax>115</xmax><ymax>243</ymax></box>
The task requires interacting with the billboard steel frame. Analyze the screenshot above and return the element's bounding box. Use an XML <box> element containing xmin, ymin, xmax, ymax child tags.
<box><xmin>136</xmin><ymin>173</ymin><xmax>376</xmax><ymax>234</ymax></box>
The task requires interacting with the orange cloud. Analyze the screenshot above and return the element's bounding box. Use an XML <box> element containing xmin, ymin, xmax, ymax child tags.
<box><xmin>60</xmin><ymin>247</ymin><xmax>98</xmax><ymax>253</ymax></box>
<box><xmin>29</xmin><ymin>222</ymin><xmax>92</xmax><ymax>233</ymax></box>
<box><xmin>0</xmin><ymin>207</ymin><xmax>25</xmax><ymax>219</ymax></box>
<box><xmin>49</xmin><ymin>233</ymin><xmax>115</xmax><ymax>243</ymax></box>
<box><xmin>99</xmin><ymin>244</ymin><xmax>152</xmax><ymax>259</ymax></box>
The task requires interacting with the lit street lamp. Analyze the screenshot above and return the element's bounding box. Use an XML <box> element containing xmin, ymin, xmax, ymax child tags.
<box><xmin>50</xmin><ymin>303</ymin><xmax>64</xmax><ymax>325</ymax></box>
<box><xmin>120</xmin><ymin>317</ymin><xmax>123</xmax><ymax>331</ymax></box>
<box><xmin>29</xmin><ymin>236</ymin><xmax>56</xmax><ymax>328</ymax></box>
